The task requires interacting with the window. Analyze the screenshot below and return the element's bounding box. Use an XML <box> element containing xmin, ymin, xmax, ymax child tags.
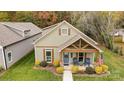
<box><xmin>7</xmin><ymin>51</ymin><xmax>12</xmax><ymax>63</ymax></box>
<box><xmin>61</xmin><ymin>28</ymin><xmax>68</xmax><ymax>35</ymax></box>
<box><xmin>45</xmin><ymin>49</ymin><xmax>52</xmax><ymax>63</ymax></box>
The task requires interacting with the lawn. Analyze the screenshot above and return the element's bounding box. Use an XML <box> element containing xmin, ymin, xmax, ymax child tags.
<box><xmin>74</xmin><ymin>48</ymin><xmax>124</xmax><ymax>81</ymax></box>
<box><xmin>1</xmin><ymin>48</ymin><xmax>124</xmax><ymax>81</ymax></box>
<box><xmin>0</xmin><ymin>51</ymin><xmax>62</xmax><ymax>81</ymax></box>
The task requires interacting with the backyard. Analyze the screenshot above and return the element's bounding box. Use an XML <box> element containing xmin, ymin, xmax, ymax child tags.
<box><xmin>0</xmin><ymin>51</ymin><xmax>61</xmax><ymax>81</ymax></box>
<box><xmin>0</xmin><ymin>48</ymin><xmax>124</xmax><ymax>81</ymax></box>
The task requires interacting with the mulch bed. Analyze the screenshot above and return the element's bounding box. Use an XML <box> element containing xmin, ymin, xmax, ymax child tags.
<box><xmin>33</xmin><ymin>66</ymin><xmax>110</xmax><ymax>77</ymax></box>
<box><xmin>33</xmin><ymin>66</ymin><xmax>62</xmax><ymax>76</ymax></box>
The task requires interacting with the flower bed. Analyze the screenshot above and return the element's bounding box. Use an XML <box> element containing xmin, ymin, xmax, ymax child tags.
<box><xmin>69</xmin><ymin>64</ymin><xmax>110</xmax><ymax>77</ymax></box>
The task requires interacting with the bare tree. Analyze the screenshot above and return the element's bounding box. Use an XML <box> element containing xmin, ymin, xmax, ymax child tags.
<box><xmin>70</xmin><ymin>12</ymin><xmax>116</xmax><ymax>50</ymax></box>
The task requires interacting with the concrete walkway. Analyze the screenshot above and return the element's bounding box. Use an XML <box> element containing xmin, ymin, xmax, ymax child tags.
<box><xmin>63</xmin><ymin>70</ymin><xmax>73</xmax><ymax>81</ymax></box>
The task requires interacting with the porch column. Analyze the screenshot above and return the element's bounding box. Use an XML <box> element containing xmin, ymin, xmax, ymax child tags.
<box><xmin>98</xmin><ymin>53</ymin><xmax>104</xmax><ymax>65</ymax></box>
<box><xmin>92</xmin><ymin>53</ymin><xmax>95</xmax><ymax>63</ymax></box>
<box><xmin>59</xmin><ymin>52</ymin><xmax>62</xmax><ymax>66</ymax></box>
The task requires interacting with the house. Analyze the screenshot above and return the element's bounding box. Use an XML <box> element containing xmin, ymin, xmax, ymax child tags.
<box><xmin>110</xmin><ymin>29</ymin><xmax>124</xmax><ymax>42</ymax></box>
<box><xmin>0</xmin><ymin>22</ymin><xmax>42</xmax><ymax>70</ymax></box>
<box><xmin>33</xmin><ymin>21</ymin><xmax>103</xmax><ymax>66</ymax></box>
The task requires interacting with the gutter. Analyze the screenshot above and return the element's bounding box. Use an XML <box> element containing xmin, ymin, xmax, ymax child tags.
<box><xmin>0</xmin><ymin>46</ymin><xmax>7</xmax><ymax>70</ymax></box>
<box><xmin>3</xmin><ymin>47</ymin><xmax>7</xmax><ymax>70</ymax></box>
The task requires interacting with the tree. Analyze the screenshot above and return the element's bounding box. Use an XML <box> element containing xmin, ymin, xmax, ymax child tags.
<box><xmin>0</xmin><ymin>12</ymin><xmax>10</xmax><ymax>21</ymax></box>
<box><xmin>33</xmin><ymin>11</ymin><xmax>58</xmax><ymax>28</ymax></box>
<box><xmin>70</xmin><ymin>12</ymin><xmax>116</xmax><ymax>50</ymax></box>
<box><xmin>15</xmin><ymin>12</ymin><xmax>34</xmax><ymax>22</ymax></box>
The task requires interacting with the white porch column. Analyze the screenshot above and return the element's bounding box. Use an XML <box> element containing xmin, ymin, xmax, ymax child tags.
<box><xmin>122</xmin><ymin>35</ymin><xmax>124</xmax><ymax>42</ymax></box>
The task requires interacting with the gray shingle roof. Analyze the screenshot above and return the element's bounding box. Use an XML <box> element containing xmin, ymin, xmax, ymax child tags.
<box><xmin>0</xmin><ymin>22</ymin><xmax>42</xmax><ymax>47</ymax></box>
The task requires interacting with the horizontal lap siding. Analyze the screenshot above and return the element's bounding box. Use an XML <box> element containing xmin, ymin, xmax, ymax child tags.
<box><xmin>4</xmin><ymin>34</ymin><xmax>41</xmax><ymax>68</ymax></box>
<box><xmin>35</xmin><ymin>47</ymin><xmax>43</xmax><ymax>62</ymax></box>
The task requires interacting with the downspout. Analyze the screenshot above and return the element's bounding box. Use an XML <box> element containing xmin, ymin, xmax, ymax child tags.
<box><xmin>3</xmin><ymin>47</ymin><xmax>7</xmax><ymax>70</ymax></box>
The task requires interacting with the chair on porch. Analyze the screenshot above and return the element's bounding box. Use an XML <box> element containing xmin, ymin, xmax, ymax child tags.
<box><xmin>73</xmin><ymin>57</ymin><xmax>79</xmax><ymax>65</ymax></box>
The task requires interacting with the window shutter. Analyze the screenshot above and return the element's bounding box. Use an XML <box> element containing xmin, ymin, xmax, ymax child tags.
<box><xmin>68</xmin><ymin>28</ymin><xmax>71</xmax><ymax>35</ymax></box>
<box><xmin>59</xmin><ymin>28</ymin><xmax>61</xmax><ymax>35</ymax></box>
<box><xmin>43</xmin><ymin>49</ymin><xmax>45</xmax><ymax>61</ymax></box>
<box><xmin>52</xmin><ymin>49</ymin><xmax>54</xmax><ymax>63</ymax></box>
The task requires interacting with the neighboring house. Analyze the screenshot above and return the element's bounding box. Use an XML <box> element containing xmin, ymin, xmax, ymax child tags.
<box><xmin>0</xmin><ymin>22</ymin><xmax>42</xmax><ymax>69</ymax></box>
<box><xmin>34</xmin><ymin>20</ymin><xmax>103</xmax><ymax>66</ymax></box>
<box><xmin>110</xmin><ymin>29</ymin><xmax>124</xmax><ymax>42</ymax></box>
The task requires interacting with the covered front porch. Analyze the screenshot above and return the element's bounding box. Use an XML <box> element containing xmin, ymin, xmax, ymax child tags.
<box><xmin>58</xmin><ymin>38</ymin><xmax>103</xmax><ymax>67</ymax></box>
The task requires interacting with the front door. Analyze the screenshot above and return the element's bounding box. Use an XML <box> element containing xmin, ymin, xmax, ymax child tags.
<box><xmin>63</xmin><ymin>52</ymin><xmax>69</xmax><ymax>66</ymax></box>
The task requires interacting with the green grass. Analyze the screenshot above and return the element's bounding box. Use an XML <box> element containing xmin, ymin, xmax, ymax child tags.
<box><xmin>0</xmin><ymin>51</ymin><xmax>61</xmax><ymax>81</ymax></box>
<box><xmin>1</xmin><ymin>48</ymin><xmax>124</xmax><ymax>81</ymax></box>
<box><xmin>74</xmin><ymin>48</ymin><xmax>124</xmax><ymax>81</ymax></box>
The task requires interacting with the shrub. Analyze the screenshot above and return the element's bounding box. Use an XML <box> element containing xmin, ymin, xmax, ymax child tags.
<box><xmin>101</xmin><ymin>64</ymin><xmax>108</xmax><ymax>73</ymax></box>
<box><xmin>113</xmin><ymin>46</ymin><xmax>119</xmax><ymax>54</ymax></box>
<box><xmin>40</xmin><ymin>61</ymin><xmax>47</xmax><ymax>67</ymax></box>
<box><xmin>35</xmin><ymin>60</ymin><xmax>40</xmax><ymax>66</ymax></box>
<box><xmin>53</xmin><ymin>60</ymin><xmax>60</xmax><ymax>67</ymax></box>
<box><xmin>85</xmin><ymin>66</ymin><xmax>95</xmax><ymax>74</ymax></box>
<box><xmin>95</xmin><ymin>66</ymin><xmax>103</xmax><ymax>74</ymax></box>
<box><xmin>119</xmin><ymin>47</ymin><xmax>123</xmax><ymax>56</ymax></box>
<box><xmin>78</xmin><ymin>66</ymin><xmax>85</xmax><ymax>73</ymax></box>
<box><xmin>71</xmin><ymin>66</ymin><xmax>79</xmax><ymax>74</ymax></box>
<box><xmin>56</xmin><ymin>67</ymin><xmax>64</xmax><ymax>74</ymax></box>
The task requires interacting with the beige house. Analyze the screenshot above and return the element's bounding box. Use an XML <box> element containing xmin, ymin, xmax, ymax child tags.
<box><xmin>34</xmin><ymin>21</ymin><xmax>103</xmax><ymax>66</ymax></box>
<box><xmin>0</xmin><ymin>22</ymin><xmax>42</xmax><ymax>69</ymax></box>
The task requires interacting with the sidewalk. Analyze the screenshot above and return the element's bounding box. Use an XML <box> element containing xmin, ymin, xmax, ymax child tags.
<box><xmin>63</xmin><ymin>70</ymin><xmax>73</xmax><ymax>81</ymax></box>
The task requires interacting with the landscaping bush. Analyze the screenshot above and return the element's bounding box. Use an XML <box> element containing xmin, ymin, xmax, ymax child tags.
<box><xmin>35</xmin><ymin>60</ymin><xmax>40</xmax><ymax>66</ymax></box>
<box><xmin>113</xmin><ymin>46</ymin><xmax>119</xmax><ymax>54</ymax></box>
<box><xmin>40</xmin><ymin>61</ymin><xmax>48</xmax><ymax>67</ymax></box>
<box><xmin>85</xmin><ymin>66</ymin><xmax>95</xmax><ymax>74</ymax></box>
<box><xmin>101</xmin><ymin>64</ymin><xmax>108</xmax><ymax>73</ymax></box>
<box><xmin>119</xmin><ymin>47</ymin><xmax>123</xmax><ymax>56</ymax></box>
<box><xmin>95</xmin><ymin>66</ymin><xmax>103</xmax><ymax>74</ymax></box>
<box><xmin>71</xmin><ymin>65</ymin><xmax>79</xmax><ymax>74</ymax></box>
<box><xmin>53</xmin><ymin>60</ymin><xmax>60</xmax><ymax>67</ymax></box>
<box><xmin>56</xmin><ymin>67</ymin><xmax>64</xmax><ymax>74</ymax></box>
<box><xmin>78</xmin><ymin>66</ymin><xmax>85</xmax><ymax>73</ymax></box>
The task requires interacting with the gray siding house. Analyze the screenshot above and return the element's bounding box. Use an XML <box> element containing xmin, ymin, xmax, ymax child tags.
<box><xmin>0</xmin><ymin>22</ymin><xmax>42</xmax><ymax>69</ymax></box>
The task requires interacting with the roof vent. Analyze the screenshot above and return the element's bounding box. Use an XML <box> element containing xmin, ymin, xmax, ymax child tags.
<box><xmin>23</xmin><ymin>30</ymin><xmax>31</xmax><ymax>37</ymax></box>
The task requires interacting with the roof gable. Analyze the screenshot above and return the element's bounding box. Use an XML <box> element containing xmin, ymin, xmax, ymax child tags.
<box><xmin>34</xmin><ymin>20</ymin><xmax>102</xmax><ymax>52</ymax></box>
<box><xmin>58</xmin><ymin>35</ymin><xmax>102</xmax><ymax>52</ymax></box>
<box><xmin>34</xmin><ymin>20</ymin><xmax>98</xmax><ymax>45</ymax></box>
<box><xmin>0</xmin><ymin>22</ymin><xmax>42</xmax><ymax>47</ymax></box>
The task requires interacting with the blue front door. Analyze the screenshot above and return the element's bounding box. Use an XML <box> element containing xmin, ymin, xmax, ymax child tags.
<box><xmin>63</xmin><ymin>52</ymin><xmax>69</xmax><ymax>65</ymax></box>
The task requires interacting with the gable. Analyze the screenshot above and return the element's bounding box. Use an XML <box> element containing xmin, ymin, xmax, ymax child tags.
<box><xmin>58</xmin><ymin>35</ymin><xmax>102</xmax><ymax>52</ymax></box>
<box><xmin>35</xmin><ymin>22</ymin><xmax>78</xmax><ymax>47</ymax></box>
<box><xmin>34</xmin><ymin>20</ymin><xmax>102</xmax><ymax>52</ymax></box>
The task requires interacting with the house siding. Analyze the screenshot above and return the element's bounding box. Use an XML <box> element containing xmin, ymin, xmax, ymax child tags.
<box><xmin>4</xmin><ymin>34</ymin><xmax>41</xmax><ymax>68</ymax></box>
<box><xmin>35</xmin><ymin>47</ymin><xmax>59</xmax><ymax>63</ymax></box>
<box><xmin>36</xmin><ymin>22</ymin><xmax>77</xmax><ymax>47</ymax></box>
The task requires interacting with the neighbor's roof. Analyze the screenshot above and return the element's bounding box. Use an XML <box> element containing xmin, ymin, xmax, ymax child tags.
<box><xmin>0</xmin><ymin>22</ymin><xmax>42</xmax><ymax>47</ymax></box>
<box><xmin>109</xmin><ymin>29</ymin><xmax>124</xmax><ymax>35</ymax></box>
